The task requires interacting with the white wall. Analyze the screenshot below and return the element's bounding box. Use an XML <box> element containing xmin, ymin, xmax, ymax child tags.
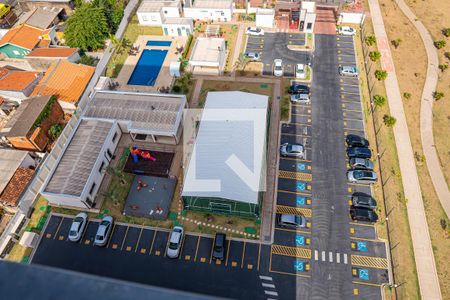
<box><xmin>184</xmin><ymin>8</ymin><xmax>232</xmax><ymax>22</ymax></box>
<box><xmin>161</xmin><ymin>5</ymin><xmax>181</xmax><ymax>18</ymax></box>
<box><xmin>301</xmin><ymin>1</ymin><xmax>316</xmax><ymax>13</ymax></box>
<box><xmin>303</xmin><ymin>12</ymin><xmax>316</xmax><ymax>33</ymax></box>
<box><xmin>256</xmin><ymin>9</ymin><xmax>275</xmax><ymax>28</ymax></box>
<box><xmin>137</xmin><ymin>11</ymin><xmax>164</xmax><ymax>25</ymax></box>
<box><xmin>339</xmin><ymin>12</ymin><xmax>365</xmax><ymax>24</ymax></box>
<box><xmin>162</xmin><ymin>23</ymin><xmax>193</xmax><ymax>36</ymax></box>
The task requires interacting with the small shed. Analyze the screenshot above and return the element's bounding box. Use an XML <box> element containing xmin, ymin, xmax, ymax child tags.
<box><xmin>19</xmin><ymin>232</ymin><xmax>39</xmax><ymax>248</ymax></box>
<box><xmin>169</xmin><ymin>61</ymin><xmax>181</xmax><ymax>77</ymax></box>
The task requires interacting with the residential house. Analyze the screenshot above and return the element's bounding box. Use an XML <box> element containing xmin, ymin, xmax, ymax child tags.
<box><xmin>30</xmin><ymin>59</ymin><xmax>95</xmax><ymax>112</ymax></box>
<box><xmin>0</xmin><ymin>95</ymin><xmax>64</xmax><ymax>152</ymax></box>
<box><xmin>20</xmin><ymin>7</ymin><xmax>63</xmax><ymax>30</ymax></box>
<box><xmin>0</xmin><ymin>67</ymin><xmax>42</xmax><ymax>102</ymax></box>
<box><xmin>0</xmin><ymin>149</ymin><xmax>37</xmax><ymax>211</ymax></box>
<box><xmin>41</xmin><ymin>90</ymin><xmax>187</xmax><ymax>210</ymax></box>
<box><xmin>24</xmin><ymin>47</ymin><xmax>79</xmax><ymax>71</ymax></box>
<box><xmin>184</xmin><ymin>0</ymin><xmax>234</xmax><ymax>22</ymax></box>
<box><xmin>256</xmin><ymin>8</ymin><xmax>275</xmax><ymax>28</ymax></box>
<box><xmin>189</xmin><ymin>37</ymin><xmax>226</xmax><ymax>75</ymax></box>
<box><xmin>18</xmin><ymin>0</ymin><xmax>74</xmax><ymax>13</ymax></box>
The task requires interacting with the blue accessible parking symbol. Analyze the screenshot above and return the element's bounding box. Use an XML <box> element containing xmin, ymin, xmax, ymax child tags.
<box><xmin>295</xmin><ymin>235</ymin><xmax>305</xmax><ymax>246</ymax></box>
<box><xmin>357</xmin><ymin>241</ymin><xmax>367</xmax><ymax>252</ymax></box>
<box><xmin>296</xmin><ymin>181</ymin><xmax>306</xmax><ymax>191</ymax></box>
<box><xmin>359</xmin><ymin>269</ymin><xmax>370</xmax><ymax>280</ymax></box>
<box><xmin>296</xmin><ymin>196</ymin><xmax>305</xmax><ymax>205</ymax></box>
<box><xmin>296</xmin><ymin>163</ymin><xmax>306</xmax><ymax>171</ymax></box>
<box><xmin>294</xmin><ymin>261</ymin><xmax>304</xmax><ymax>272</ymax></box>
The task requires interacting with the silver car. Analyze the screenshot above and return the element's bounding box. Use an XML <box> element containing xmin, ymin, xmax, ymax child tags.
<box><xmin>339</xmin><ymin>66</ymin><xmax>358</xmax><ymax>77</ymax></box>
<box><xmin>68</xmin><ymin>212</ymin><xmax>88</xmax><ymax>242</ymax></box>
<box><xmin>347</xmin><ymin>170</ymin><xmax>378</xmax><ymax>184</ymax></box>
<box><xmin>280</xmin><ymin>143</ymin><xmax>305</xmax><ymax>158</ymax></box>
<box><xmin>290</xmin><ymin>93</ymin><xmax>310</xmax><ymax>104</ymax></box>
<box><xmin>94</xmin><ymin>215</ymin><xmax>113</xmax><ymax>247</ymax></box>
<box><xmin>166</xmin><ymin>226</ymin><xmax>184</xmax><ymax>258</ymax></box>
<box><xmin>278</xmin><ymin>214</ymin><xmax>307</xmax><ymax>229</ymax></box>
<box><xmin>273</xmin><ymin>59</ymin><xmax>283</xmax><ymax>77</ymax></box>
<box><xmin>245</xmin><ymin>51</ymin><xmax>260</xmax><ymax>61</ymax></box>
<box><xmin>338</xmin><ymin>26</ymin><xmax>357</xmax><ymax>36</ymax></box>
<box><xmin>349</xmin><ymin>158</ymin><xmax>374</xmax><ymax>170</ymax></box>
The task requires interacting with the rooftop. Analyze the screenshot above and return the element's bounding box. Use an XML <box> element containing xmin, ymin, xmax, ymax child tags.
<box><xmin>190</xmin><ymin>37</ymin><xmax>225</xmax><ymax>64</ymax></box>
<box><xmin>25</xmin><ymin>47</ymin><xmax>78</xmax><ymax>58</ymax></box>
<box><xmin>84</xmin><ymin>91</ymin><xmax>186</xmax><ymax>136</ymax></box>
<box><xmin>182</xmin><ymin>91</ymin><xmax>268</xmax><ymax>204</ymax></box>
<box><xmin>0</xmin><ymin>167</ymin><xmax>34</xmax><ymax>206</ymax></box>
<box><xmin>186</xmin><ymin>0</ymin><xmax>232</xmax><ymax>9</ymax></box>
<box><xmin>1</xmin><ymin>96</ymin><xmax>53</xmax><ymax>138</ymax></box>
<box><xmin>0</xmin><ymin>68</ymin><xmax>41</xmax><ymax>91</ymax></box>
<box><xmin>44</xmin><ymin>119</ymin><xmax>114</xmax><ymax>196</ymax></box>
<box><xmin>0</xmin><ymin>24</ymin><xmax>51</xmax><ymax>50</ymax></box>
<box><xmin>138</xmin><ymin>0</ymin><xmax>180</xmax><ymax>12</ymax></box>
<box><xmin>0</xmin><ymin>149</ymin><xmax>30</xmax><ymax>192</ymax></box>
<box><xmin>31</xmin><ymin>60</ymin><xmax>95</xmax><ymax>103</ymax></box>
<box><xmin>22</xmin><ymin>7</ymin><xmax>62</xmax><ymax>29</ymax></box>
<box><xmin>164</xmin><ymin>17</ymin><xmax>193</xmax><ymax>25</ymax></box>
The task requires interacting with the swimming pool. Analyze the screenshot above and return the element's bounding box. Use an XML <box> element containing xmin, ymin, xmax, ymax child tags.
<box><xmin>127</xmin><ymin>49</ymin><xmax>167</xmax><ymax>86</ymax></box>
<box><xmin>146</xmin><ymin>40</ymin><xmax>172</xmax><ymax>47</ymax></box>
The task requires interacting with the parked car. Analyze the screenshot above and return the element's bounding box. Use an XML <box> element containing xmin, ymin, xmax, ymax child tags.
<box><xmin>339</xmin><ymin>66</ymin><xmax>358</xmax><ymax>77</ymax></box>
<box><xmin>346</xmin><ymin>134</ymin><xmax>369</xmax><ymax>147</ymax></box>
<box><xmin>350</xmin><ymin>207</ymin><xmax>378</xmax><ymax>223</ymax></box>
<box><xmin>295</xmin><ymin>63</ymin><xmax>306</xmax><ymax>79</ymax></box>
<box><xmin>290</xmin><ymin>93</ymin><xmax>311</xmax><ymax>104</ymax></box>
<box><xmin>338</xmin><ymin>26</ymin><xmax>357</xmax><ymax>36</ymax></box>
<box><xmin>246</xmin><ymin>27</ymin><xmax>264</xmax><ymax>36</ymax></box>
<box><xmin>288</xmin><ymin>84</ymin><xmax>310</xmax><ymax>94</ymax></box>
<box><xmin>94</xmin><ymin>215</ymin><xmax>113</xmax><ymax>247</ymax></box>
<box><xmin>278</xmin><ymin>214</ymin><xmax>307</xmax><ymax>229</ymax></box>
<box><xmin>349</xmin><ymin>157</ymin><xmax>374</xmax><ymax>170</ymax></box>
<box><xmin>352</xmin><ymin>192</ymin><xmax>377</xmax><ymax>210</ymax></box>
<box><xmin>280</xmin><ymin>143</ymin><xmax>305</xmax><ymax>158</ymax></box>
<box><xmin>166</xmin><ymin>226</ymin><xmax>184</xmax><ymax>258</ymax></box>
<box><xmin>245</xmin><ymin>51</ymin><xmax>260</xmax><ymax>61</ymax></box>
<box><xmin>212</xmin><ymin>233</ymin><xmax>226</xmax><ymax>261</ymax></box>
<box><xmin>68</xmin><ymin>212</ymin><xmax>88</xmax><ymax>242</ymax></box>
<box><xmin>347</xmin><ymin>170</ymin><xmax>378</xmax><ymax>184</ymax></box>
<box><xmin>273</xmin><ymin>59</ymin><xmax>283</xmax><ymax>77</ymax></box>
<box><xmin>347</xmin><ymin>147</ymin><xmax>372</xmax><ymax>159</ymax></box>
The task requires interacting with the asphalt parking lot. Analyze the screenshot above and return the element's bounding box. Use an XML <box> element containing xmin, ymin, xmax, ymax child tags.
<box><xmin>245</xmin><ymin>32</ymin><xmax>311</xmax><ymax>77</ymax></box>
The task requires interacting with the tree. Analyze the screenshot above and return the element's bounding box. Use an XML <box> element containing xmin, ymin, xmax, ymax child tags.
<box><xmin>434</xmin><ymin>40</ymin><xmax>446</xmax><ymax>49</ymax></box>
<box><xmin>365</xmin><ymin>35</ymin><xmax>376</xmax><ymax>46</ymax></box>
<box><xmin>442</xmin><ymin>28</ymin><xmax>450</xmax><ymax>38</ymax></box>
<box><xmin>78</xmin><ymin>54</ymin><xmax>96</xmax><ymax>66</ymax></box>
<box><xmin>391</xmin><ymin>38</ymin><xmax>402</xmax><ymax>49</ymax></box>
<box><xmin>235</xmin><ymin>53</ymin><xmax>251</xmax><ymax>71</ymax></box>
<box><xmin>48</xmin><ymin>124</ymin><xmax>63</xmax><ymax>140</ymax></box>
<box><xmin>383</xmin><ymin>115</ymin><xmax>397</xmax><ymax>127</ymax></box>
<box><xmin>91</xmin><ymin>0</ymin><xmax>124</xmax><ymax>33</ymax></box>
<box><xmin>433</xmin><ymin>91</ymin><xmax>444</xmax><ymax>101</ymax></box>
<box><xmin>438</xmin><ymin>64</ymin><xmax>448</xmax><ymax>72</ymax></box>
<box><xmin>176</xmin><ymin>72</ymin><xmax>193</xmax><ymax>94</ymax></box>
<box><xmin>373</xmin><ymin>95</ymin><xmax>386</xmax><ymax>109</ymax></box>
<box><xmin>444</xmin><ymin>52</ymin><xmax>450</xmax><ymax>60</ymax></box>
<box><xmin>64</xmin><ymin>6</ymin><xmax>109</xmax><ymax>51</ymax></box>
<box><xmin>375</xmin><ymin>70</ymin><xmax>388</xmax><ymax>81</ymax></box>
<box><xmin>369</xmin><ymin>51</ymin><xmax>381</xmax><ymax>62</ymax></box>
<box><xmin>403</xmin><ymin>92</ymin><xmax>411</xmax><ymax>100</ymax></box>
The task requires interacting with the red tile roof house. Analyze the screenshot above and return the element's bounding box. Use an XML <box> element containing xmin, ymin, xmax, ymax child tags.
<box><xmin>0</xmin><ymin>67</ymin><xmax>42</xmax><ymax>103</ymax></box>
<box><xmin>0</xmin><ymin>149</ymin><xmax>37</xmax><ymax>212</ymax></box>
<box><xmin>24</xmin><ymin>48</ymin><xmax>80</xmax><ymax>71</ymax></box>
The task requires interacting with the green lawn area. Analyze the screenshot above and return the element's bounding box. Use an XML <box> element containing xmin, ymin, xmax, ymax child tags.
<box><xmin>106</xmin><ymin>16</ymin><xmax>163</xmax><ymax>78</ymax></box>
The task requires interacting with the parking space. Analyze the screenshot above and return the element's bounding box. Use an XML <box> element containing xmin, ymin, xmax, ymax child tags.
<box><xmin>350</xmin><ymin>239</ymin><xmax>387</xmax><ymax>258</ymax></box>
<box><xmin>276</xmin><ymin>190</ymin><xmax>312</xmax><ymax>207</ymax></box>
<box><xmin>274</xmin><ymin>227</ymin><xmax>311</xmax><ymax>247</ymax></box>
<box><xmin>281</xmin><ymin>123</ymin><xmax>311</xmax><ymax>136</ymax></box>
<box><xmin>108</xmin><ymin>224</ymin><xmax>127</xmax><ymax>250</ymax></box>
<box><xmin>55</xmin><ymin>217</ymin><xmax>72</xmax><ymax>241</ymax></box>
<box><xmin>196</xmin><ymin>236</ymin><xmax>214</xmax><ymax>263</ymax></box>
<box><xmin>242</xmin><ymin>242</ymin><xmax>260</xmax><ymax>270</ymax></box>
<box><xmin>349</xmin><ymin>224</ymin><xmax>378</xmax><ymax>240</ymax></box>
<box><xmin>280</xmin><ymin>135</ymin><xmax>312</xmax><ymax>149</ymax></box>
<box><xmin>82</xmin><ymin>221</ymin><xmax>99</xmax><ymax>246</ymax></box>
<box><xmin>151</xmin><ymin>230</ymin><xmax>169</xmax><ymax>256</ymax></box>
<box><xmin>121</xmin><ymin>226</ymin><xmax>142</xmax><ymax>252</ymax></box>
<box><xmin>136</xmin><ymin>227</ymin><xmax>155</xmax><ymax>254</ymax></box>
<box><xmin>226</xmin><ymin>240</ymin><xmax>244</xmax><ymax>268</ymax></box>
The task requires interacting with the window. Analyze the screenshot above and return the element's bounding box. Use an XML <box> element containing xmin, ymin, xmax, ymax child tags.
<box><xmin>307</xmin><ymin>23</ymin><xmax>312</xmax><ymax>30</ymax></box>
<box><xmin>107</xmin><ymin>149</ymin><xmax>112</xmax><ymax>158</ymax></box>
<box><xmin>99</xmin><ymin>161</ymin><xmax>105</xmax><ymax>173</ymax></box>
<box><xmin>89</xmin><ymin>183</ymin><xmax>96</xmax><ymax>195</ymax></box>
<box><xmin>164</xmin><ymin>10</ymin><xmax>168</xmax><ymax>14</ymax></box>
<box><xmin>151</xmin><ymin>15</ymin><xmax>157</xmax><ymax>21</ymax></box>
<box><xmin>13</xmin><ymin>50</ymin><xmax>20</xmax><ymax>55</ymax></box>
<box><xmin>112</xmin><ymin>132</ymin><xmax>118</xmax><ymax>143</ymax></box>
<box><xmin>142</xmin><ymin>15</ymin><xmax>148</xmax><ymax>21</ymax></box>
<box><xmin>135</xmin><ymin>134</ymin><xmax>147</xmax><ymax>140</ymax></box>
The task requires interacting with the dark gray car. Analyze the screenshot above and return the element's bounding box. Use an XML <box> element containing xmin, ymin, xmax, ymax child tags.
<box><xmin>352</xmin><ymin>192</ymin><xmax>377</xmax><ymax>210</ymax></box>
<box><xmin>349</xmin><ymin>157</ymin><xmax>374</xmax><ymax>170</ymax></box>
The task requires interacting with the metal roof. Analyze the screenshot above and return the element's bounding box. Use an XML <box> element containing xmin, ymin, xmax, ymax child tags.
<box><xmin>84</xmin><ymin>91</ymin><xmax>186</xmax><ymax>136</ymax></box>
<box><xmin>182</xmin><ymin>91</ymin><xmax>268</xmax><ymax>204</ymax></box>
<box><xmin>44</xmin><ymin>119</ymin><xmax>114</xmax><ymax>196</ymax></box>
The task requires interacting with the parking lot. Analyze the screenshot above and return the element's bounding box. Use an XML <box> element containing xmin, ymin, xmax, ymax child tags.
<box><xmin>245</xmin><ymin>32</ymin><xmax>311</xmax><ymax>76</ymax></box>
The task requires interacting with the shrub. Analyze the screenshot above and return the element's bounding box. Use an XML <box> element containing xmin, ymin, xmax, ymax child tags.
<box><xmin>383</xmin><ymin>115</ymin><xmax>397</xmax><ymax>127</ymax></box>
<box><xmin>375</xmin><ymin>70</ymin><xmax>388</xmax><ymax>81</ymax></box>
<box><xmin>433</xmin><ymin>91</ymin><xmax>444</xmax><ymax>101</ymax></box>
<box><xmin>444</xmin><ymin>52</ymin><xmax>450</xmax><ymax>60</ymax></box>
<box><xmin>391</xmin><ymin>38</ymin><xmax>402</xmax><ymax>49</ymax></box>
<box><xmin>78</xmin><ymin>54</ymin><xmax>96</xmax><ymax>66</ymax></box>
<box><xmin>403</xmin><ymin>92</ymin><xmax>411</xmax><ymax>100</ymax></box>
<box><xmin>48</xmin><ymin>124</ymin><xmax>63</xmax><ymax>141</ymax></box>
<box><xmin>438</xmin><ymin>64</ymin><xmax>448</xmax><ymax>72</ymax></box>
<box><xmin>373</xmin><ymin>95</ymin><xmax>387</xmax><ymax>108</ymax></box>
<box><xmin>434</xmin><ymin>40</ymin><xmax>446</xmax><ymax>49</ymax></box>
<box><xmin>365</xmin><ymin>35</ymin><xmax>376</xmax><ymax>46</ymax></box>
<box><xmin>171</xmin><ymin>85</ymin><xmax>181</xmax><ymax>93</ymax></box>
<box><xmin>369</xmin><ymin>51</ymin><xmax>381</xmax><ymax>61</ymax></box>
<box><xmin>442</xmin><ymin>28</ymin><xmax>450</xmax><ymax>38</ymax></box>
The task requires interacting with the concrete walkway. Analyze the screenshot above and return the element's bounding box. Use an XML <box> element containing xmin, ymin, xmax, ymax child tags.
<box><xmin>367</xmin><ymin>0</ymin><xmax>442</xmax><ymax>299</ymax></box>
<box><xmin>231</xmin><ymin>24</ymin><xmax>246</xmax><ymax>76</ymax></box>
<box><xmin>395</xmin><ymin>0</ymin><xmax>450</xmax><ymax>218</ymax></box>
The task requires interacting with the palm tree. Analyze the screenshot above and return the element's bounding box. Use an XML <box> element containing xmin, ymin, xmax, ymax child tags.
<box><xmin>234</xmin><ymin>53</ymin><xmax>251</xmax><ymax>72</ymax></box>
<box><xmin>373</xmin><ymin>95</ymin><xmax>386</xmax><ymax>110</ymax></box>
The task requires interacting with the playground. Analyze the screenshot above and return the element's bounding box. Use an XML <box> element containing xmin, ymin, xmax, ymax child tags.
<box><xmin>123</xmin><ymin>146</ymin><xmax>175</xmax><ymax>177</ymax></box>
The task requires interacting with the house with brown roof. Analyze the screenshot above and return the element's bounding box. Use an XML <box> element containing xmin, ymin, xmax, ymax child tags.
<box><xmin>0</xmin><ymin>67</ymin><xmax>42</xmax><ymax>102</ymax></box>
<box><xmin>31</xmin><ymin>60</ymin><xmax>94</xmax><ymax>112</ymax></box>
<box><xmin>0</xmin><ymin>24</ymin><xmax>57</xmax><ymax>59</ymax></box>
<box><xmin>0</xmin><ymin>149</ymin><xmax>37</xmax><ymax>211</ymax></box>
<box><xmin>0</xmin><ymin>95</ymin><xmax>64</xmax><ymax>152</ymax></box>
<box><xmin>20</xmin><ymin>7</ymin><xmax>63</xmax><ymax>30</ymax></box>
<box><xmin>24</xmin><ymin>47</ymin><xmax>79</xmax><ymax>71</ymax></box>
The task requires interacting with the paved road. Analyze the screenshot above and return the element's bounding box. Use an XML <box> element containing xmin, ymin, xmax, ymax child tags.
<box><xmin>368</xmin><ymin>0</ymin><xmax>442</xmax><ymax>299</ymax></box>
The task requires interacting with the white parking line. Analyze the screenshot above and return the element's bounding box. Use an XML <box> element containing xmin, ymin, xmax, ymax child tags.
<box><xmin>329</xmin><ymin>252</ymin><xmax>333</xmax><ymax>263</ymax></box>
<box><xmin>262</xmin><ymin>283</ymin><xmax>276</xmax><ymax>288</ymax></box>
<box><xmin>264</xmin><ymin>291</ymin><xmax>278</xmax><ymax>296</ymax></box>
<box><xmin>321</xmin><ymin>251</ymin><xmax>326</xmax><ymax>261</ymax></box>
<box><xmin>336</xmin><ymin>253</ymin><xmax>341</xmax><ymax>264</ymax></box>
<box><xmin>259</xmin><ymin>275</ymin><xmax>273</xmax><ymax>281</ymax></box>
<box><xmin>314</xmin><ymin>250</ymin><xmax>318</xmax><ymax>261</ymax></box>
<box><xmin>344</xmin><ymin>253</ymin><xmax>348</xmax><ymax>264</ymax></box>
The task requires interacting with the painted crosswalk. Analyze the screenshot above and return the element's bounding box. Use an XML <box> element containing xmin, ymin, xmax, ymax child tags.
<box><xmin>271</xmin><ymin>245</ymin><xmax>312</xmax><ymax>259</ymax></box>
<box><xmin>351</xmin><ymin>254</ymin><xmax>388</xmax><ymax>269</ymax></box>
<box><xmin>259</xmin><ymin>275</ymin><xmax>278</xmax><ymax>299</ymax></box>
<box><xmin>314</xmin><ymin>250</ymin><xmax>348</xmax><ymax>264</ymax></box>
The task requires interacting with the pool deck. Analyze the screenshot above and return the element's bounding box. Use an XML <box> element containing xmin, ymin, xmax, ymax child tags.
<box><xmin>116</xmin><ymin>35</ymin><xmax>187</xmax><ymax>92</ymax></box>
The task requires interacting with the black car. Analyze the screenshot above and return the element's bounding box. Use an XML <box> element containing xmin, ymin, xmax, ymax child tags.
<box><xmin>212</xmin><ymin>233</ymin><xmax>226</xmax><ymax>261</ymax></box>
<box><xmin>347</xmin><ymin>147</ymin><xmax>372</xmax><ymax>159</ymax></box>
<box><xmin>288</xmin><ymin>84</ymin><xmax>310</xmax><ymax>95</ymax></box>
<box><xmin>346</xmin><ymin>134</ymin><xmax>369</xmax><ymax>147</ymax></box>
<box><xmin>352</xmin><ymin>192</ymin><xmax>377</xmax><ymax>210</ymax></box>
<box><xmin>350</xmin><ymin>207</ymin><xmax>378</xmax><ymax>223</ymax></box>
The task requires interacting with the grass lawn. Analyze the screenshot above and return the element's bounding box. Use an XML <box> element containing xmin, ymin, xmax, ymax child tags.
<box><xmin>377</xmin><ymin>0</ymin><xmax>450</xmax><ymax>297</ymax></box>
<box><xmin>356</xmin><ymin>8</ymin><xmax>420</xmax><ymax>299</ymax></box>
<box><xmin>105</xmin><ymin>16</ymin><xmax>163</xmax><ymax>78</ymax></box>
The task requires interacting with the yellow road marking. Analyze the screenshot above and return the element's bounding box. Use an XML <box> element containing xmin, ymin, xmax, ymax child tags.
<box><xmin>350</xmin><ymin>227</ymin><xmax>355</xmax><ymax>234</ymax></box>
<box><xmin>269</xmin><ymin>269</ymin><xmax>311</xmax><ymax>278</ymax></box>
<box><xmin>216</xmin><ymin>259</ymin><xmax>222</xmax><ymax>265</ymax></box>
<box><xmin>200</xmin><ymin>257</ymin><xmax>206</xmax><ymax>262</ymax></box>
<box><xmin>351</xmin><ymin>255</ymin><xmax>388</xmax><ymax>269</ymax></box>
<box><xmin>112</xmin><ymin>244</ymin><xmax>117</xmax><ymax>249</ymax></box>
<box><xmin>279</xmin><ymin>156</ymin><xmax>311</xmax><ymax>163</ymax></box>
<box><xmin>135</xmin><ymin>225</ymin><xmax>144</xmax><ymax>252</ymax></box>
<box><xmin>353</xmin><ymin>288</ymin><xmax>359</xmax><ymax>295</ymax></box>
<box><xmin>140</xmin><ymin>248</ymin><xmax>146</xmax><ymax>254</ymax></box>
<box><xmin>126</xmin><ymin>246</ymin><xmax>132</xmax><ymax>251</ymax></box>
<box><xmin>120</xmin><ymin>226</ymin><xmax>129</xmax><ymax>250</ymax></box>
<box><xmin>248</xmin><ymin>264</ymin><xmax>253</xmax><ymax>270</ymax></box>
<box><xmin>275</xmin><ymin>227</ymin><xmax>311</xmax><ymax>234</ymax></box>
<box><xmin>352</xmin><ymin>281</ymin><xmax>382</xmax><ymax>287</ymax></box>
<box><xmin>46</xmin><ymin>233</ymin><xmax>52</xmax><ymax>238</ymax></box>
<box><xmin>257</xmin><ymin>243</ymin><xmax>261</xmax><ymax>271</ymax></box>
<box><xmin>106</xmin><ymin>223</ymin><xmax>116</xmax><ymax>248</ymax></box>
<box><xmin>149</xmin><ymin>230</ymin><xmax>157</xmax><ymax>255</ymax></box>
<box><xmin>241</xmin><ymin>241</ymin><xmax>246</xmax><ymax>268</ymax></box>
<box><xmin>85</xmin><ymin>240</ymin><xmax>90</xmax><ymax>245</ymax></box>
<box><xmin>185</xmin><ymin>255</ymin><xmax>191</xmax><ymax>260</ymax></box>
<box><xmin>278</xmin><ymin>170</ymin><xmax>312</xmax><ymax>182</ymax></box>
<box><xmin>58</xmin><ymin>235</ymin><xmax>64</xmax><ymax>240</ymax></box>
<box><xmin>225</xmin><ymin>239</ymin><xmax>231</xmax><ymax>266</ymax></box>
<box><xmin>271</xmin><ymin>244</ymin><xmax>311</xmax><ymax>259</ymax></box>
<box><xmin>155</xmin><ymin>250</ymin><xmax>160</xmax><ymax>256</ymax></box>
<box><xmin>231</xmin><ymin>261</ymin><xmax>238</xmax><ymax>267</ymax></box>
<box><xmin>53</xmin><ymin>217</ymin><xmax>64</xmax><ymax>240</ymax></box>
<box><xmin>277</xmin><ymin>189</ymin><xmax>311</xmax><ymax>196</ymax></box>
<box><xmin>276</xmin><ymin>205</ymin><xmax>312</xmax><ymax>218</ymax></box>
<box><xmin>179</xmin><ymin>234</ymin><xmax>186</xmax><ymax>260</ymax></box>
<box><xmin>194</xmin><ymin>236</ymin><xmax>201</xmax><ymax>262</ymax></box>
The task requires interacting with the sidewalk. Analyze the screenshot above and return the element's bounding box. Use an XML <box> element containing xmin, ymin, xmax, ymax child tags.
<box><xmin>395</xmin><ymin>0</ymin><xmax>450</xmax><ymax>218</ymax></box>
<box><xmin>367</xmin><ymin>0</ymin><xmax>442</xmax><ymax>299</ymax></box>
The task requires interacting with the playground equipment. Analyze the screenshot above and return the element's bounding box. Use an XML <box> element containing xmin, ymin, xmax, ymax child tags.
<box><xmin>130</xmin><ymin>146</ymin><xmax>156</xmax><ymax>162</ymax></box>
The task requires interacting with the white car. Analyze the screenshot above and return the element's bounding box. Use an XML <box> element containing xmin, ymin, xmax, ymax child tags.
<box><xmin>295</xmin><ymin>64</ymin><xmax>306</xmax><ymax>79</ymax></box>
<box><xmin>273</xmin><ymin>59</ymin><xmax>283</xmax><ymax>77</ymax></box>
<box><xmin>166</xmin><ymin>226</ymin><xmax>184</xmax><ymax>258</ymax></box>
<box><xmin>246</xmin><ymin>27</ymin><xmax>264</xmax><ymax>36</ymax></box>
<box><xmin>338</xmin><ymin>26</ymin><xmax>357</xmax><ymax>36</ymax></box>
<box><xmin>94</xmin><ymin>215</ymin><xmax>113</xmax><ymax>247</ymax></box>
<box><xmin>68</xmin><ymin>212</ymin><xmax>88</xmax><ymax>242</ymax></box>
<box><xmin>339</xmin><ymin>66</ymin><xmax>358</xmax><ymax>77</ymax></box>
<box><xmin>290</xmin><ymin>93</ymin><xmax>310</xmax><ymax>104</ymax></box>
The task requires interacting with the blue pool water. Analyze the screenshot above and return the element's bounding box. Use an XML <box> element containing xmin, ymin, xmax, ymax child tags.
<box><xmin>127</xmin><ymin>49</ymin><xmax>167</xmax><ymax>86</ymax></box>
<box><xmin>146</xmin><ymin>40</ymin><xmax>172</xmax><ymax>47</ymax></box>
